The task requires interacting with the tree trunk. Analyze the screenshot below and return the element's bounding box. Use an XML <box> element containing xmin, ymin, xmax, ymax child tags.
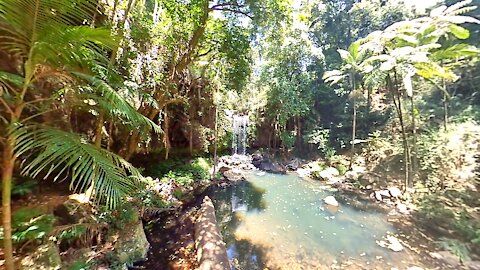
<box><xmin>2</xmin><ymin>135</ymin><xmax>16</xmax><ymax>270</ymax></box>
<box><xmin>410</xmin><ymin>95</ymin><xmax>418</xmax><ymax>183</ymax></box>
<box><xmin>388</xmin><ymin>74</ymin><xmax>410</xmax><ymax>189</ymax></box>
<box><xmin>349</xmin><ymin>75</ymin><xmax>357</xmax><ymax>169</ymax></box>
<box><xmin>164</xmin><ymin>106</ymin><xmax>170</xmax><ymax>160</ymax></box>
<box><xmin>443</xmin><ymin>79</ymin><xmax>448</xmax><ymax>131</ymax></box>
<box><xmin>349</xmin><ymin>98</ymin><xmax>357</xmax><ymax>169</ymax></box>
<box><xmin>212</xmin><ymin>105</ymin><xmax>218</xmax><ymax>179</ymax></box>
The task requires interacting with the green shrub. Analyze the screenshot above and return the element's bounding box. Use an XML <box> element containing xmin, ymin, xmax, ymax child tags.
<box><xmin>0</xmin><ymin>208</ymin><xmax>56</xmax><ymax>246</ymax></box>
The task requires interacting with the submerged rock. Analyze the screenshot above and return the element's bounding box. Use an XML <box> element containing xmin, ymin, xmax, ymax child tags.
<box><xmin>324</xmin><ymin>196</ymin><xmax>339</xmax><ymax>207</ymax></box>
<box><xmin>20</xmin><ymin>241</ymin><xmax>61</xmax><ymax>270</ymax></box>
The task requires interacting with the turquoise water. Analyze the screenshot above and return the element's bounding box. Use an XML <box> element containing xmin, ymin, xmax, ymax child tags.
<box><xmin>209</xmin><ymin>173</ymin><xmax>424</xmax><ymax>269</ymax></box>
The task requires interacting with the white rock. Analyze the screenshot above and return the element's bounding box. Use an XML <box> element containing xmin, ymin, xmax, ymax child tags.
<box><xmin>374</xmin><ymin>191</ymin><xmax>383</xmax><ymax>201</ymax></box>
<box><xmin>388</xmin><ymin>187</ymin><xmax>402</xmax><ymax>198</ymax></box>
<box><xmin>319</xmin><ymin>167</ymin><xmax>340</xmax><ymax>179</ymax></box>
<box><xmin>407</xmin><ymin>267</ymin><xmax>423</xmax><ymax>270</ymax></box>
<box><xmin>386</xmin><ymin>235</ymin><xmax>404</xmax><ymax>252</ymax></box>
<box><xmin>296</xmin><ymin>168</ymin><xmax>311</xmax><ymax>178</ymax></box>
<box><xmin>255</xmin><ymin>171</ymin><xmax>266</xmax><ymax>176</ymax></box>
<box><xmin>378</xmin><ymin>190</ymin><xmax>391</xmax><ymax>198</ymax></box>
<box><xmin>396</xmin><ymin>203</ymin><xmax>410</xmax><ymax>214</ymax></box>
<box><xmin>324</xmin><ymin>196</ymin><xmax>339</xmax><ymax>207</ymax></box>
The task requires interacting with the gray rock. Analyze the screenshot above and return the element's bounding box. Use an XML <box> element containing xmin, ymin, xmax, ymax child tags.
<box><xmin>286</xmin><ymin>158</ymin><xmax>301</xmax><ymax>171</ymax></box>
<box><xmin>429</xmin><ymin>251</ymin><xmax>461</xmax><ymax>267</ymax></box>
<box><xmin>465</xmin><ymin>260</ymin><xmax>480</xmax><ymax>270</ymax></box>
<box><xmin>109</xmin><ymin>221</ymin><xmax>150</xmax><ymax>267</ymax></box>
<box><xmin>20</xmin><ymin>241</ymin><xmax>61</xmax><ymax>270</ymax></box>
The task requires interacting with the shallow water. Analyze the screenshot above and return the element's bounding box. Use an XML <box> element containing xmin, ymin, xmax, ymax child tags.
<box><xmin>209</xmin><ymin>172</ymin><xmax>426</xmax><ymax>270</ymax></box>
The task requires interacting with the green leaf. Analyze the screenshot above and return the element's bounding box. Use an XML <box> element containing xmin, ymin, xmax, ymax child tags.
<box><xmin>13</xmin><ymin>125</ymin><xmax>142</xmax><ymax>209</ymax></box>
<box><xmin>448</xmin><ymin>24</ymin><xmax>470</xmax><ymax>39</ymax></box>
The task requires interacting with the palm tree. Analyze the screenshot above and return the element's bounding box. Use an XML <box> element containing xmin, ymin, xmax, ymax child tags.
<box><xmin>323</xmin><ymin>40</ymin><xmax>369</xmax><ymax>168</ymax></box>
<box><xmin>359</xmin><ymin>0</ymin><xmax>479</xmax><ymax>188</ymax></box>
<box><xmin>0</xmin><ymin>1</ymin><xmax>147</xmax><ymax>269</ymax></box>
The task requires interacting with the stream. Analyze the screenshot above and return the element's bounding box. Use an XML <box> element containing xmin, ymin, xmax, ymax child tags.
<box><xmin>208</xmin><ymin>172</ymin><xmax>429</xmax><ymax>270</ymax></box>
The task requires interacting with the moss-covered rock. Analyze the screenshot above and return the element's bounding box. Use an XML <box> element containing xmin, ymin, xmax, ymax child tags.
<box><xmin>20</xmin><ymin>241</ymin><xmax>61</xmax><ymax>270</ymax></box>
<box><xmin>108</xmin><ymin>221</ymin><xmax>150</xmax><ymax>269</ymax></box>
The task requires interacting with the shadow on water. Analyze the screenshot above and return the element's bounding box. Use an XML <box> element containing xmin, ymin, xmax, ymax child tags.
<box><xmin>206</xmin><ymin>180</ymin><xmax>268</xmax><ymax>270</ymax></box>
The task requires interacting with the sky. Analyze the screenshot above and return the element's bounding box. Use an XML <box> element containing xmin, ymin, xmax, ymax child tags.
<box><xmin>291</xmin><ymin>0</ymin><xmax>442</xmax><ymax>13</ymax></box>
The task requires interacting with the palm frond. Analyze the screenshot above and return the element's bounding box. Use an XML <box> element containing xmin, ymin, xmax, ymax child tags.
<box><xmin>74</xmin><ymin>73</ymin><xmax>162</xmax><ymax>134</ymax></box>
<box><xmin>13</xmin><ymin>125</ymin><xmax>142</xmax><ymax>208</ymax></box>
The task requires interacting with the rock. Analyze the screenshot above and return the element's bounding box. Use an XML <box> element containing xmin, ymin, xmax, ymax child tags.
<box><xmin>429</xmin><ymin>251</ymin><xmax>461</xmax><ymax>267</ymax></box>
<box><xmin>374</xmin><ymin>191</ymin><xmax>383</xmax><ymax>201</ymax></box>
<box><xmin>407</xmin><ymin>267</ymin><xmax>423</xmax><ymax>270</ymax></box>
<box><xmin>377</xmin><ymin>235</ymin><xmax>403</xmax><ymax>252</ymax></box>
<box><xmin>296</xmin><ymin>168</ymin><xmax>311</xmax><ymax>178</ymax></box>
<box><xmin>324</xmin><ymin>196</ymin><xmax>339</xmax><ymax>207</ymax></box>
<box><xmin>20</xmin><ymin>241</ymin><xmax>61</xmax><ymax>270</ymax></box>
<box><xmin>388</xmin><ymin>187</ymin><xmax>402</xmax><ymax>198</ymax></box>
<box><xmin>109</xmin><ymin>221</ymin><xmax>150</xmax><ymax>267</ymax></box>
<box><xmin>465</xmin><ymin>260</ymin><xmax>480</xmax><ymax>270</ymax></box>
<box><xmin>319</xmin><ymin>167</ymin><xmax>340</xmax><ymax>179</ymax></box>
<box><xmin>223</xmin><ymin>168</ymin><xmax>245</xmax><ymax>181</ymax></box>
<box><xmin>344</xmin><ymin>170</ymin><xmax>360</xmax><ymax>180</ymax></box>
<box><xmin>54</xmin><ymin>196</ymin><xmax>95</xmax><ymax>224</ymax></box>
<box><xmin>255</xmin><ymin>171</ymin><xmax>266</xmax><ymax>176</ymax></box>
<box><xmin>285</xmin><ymin>158</ymin><xmax>301</xmax><ymax>171</ymax></box>
<box><xmin>386</xmin><ymin>235</ymin><xmax>404</xmax><ymax>252</ymax></box>
<box><xmin>396</xmin><ymin>203</ymin><xmax>410</xmax><ymax>214</ymax></box>
<box><xmin>378</xmin><ymin>190</ymin><xmax>391</xmax><ymax>198</ymax></box>
<box><xmin>252</xmin><ymin>155</ymin><xmax>286</xmax><ymax>174</ymax></box>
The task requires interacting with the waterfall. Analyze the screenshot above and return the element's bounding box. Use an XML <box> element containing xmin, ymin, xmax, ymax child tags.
<box><xmin>232</xmin><ymin>114</ymin><xmax>248</xmax><ymax>155</ymax></box>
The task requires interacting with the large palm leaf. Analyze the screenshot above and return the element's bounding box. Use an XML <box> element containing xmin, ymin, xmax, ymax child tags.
<box><xmin>13</xmin><ymin>125</ymin><xmax>141</xmax><ymax>208</ymax></box>
<box><xmin>0</xmin><ymin>0</ymin><xmax>116</xmax><ymax>84</ymax></box>
<box><xmin>74</xmin><ymin>73</ymin><xmax>163</xmax><ymax>134</ymax></box>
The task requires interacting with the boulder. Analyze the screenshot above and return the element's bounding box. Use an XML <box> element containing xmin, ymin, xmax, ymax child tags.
<box><xmin>20</xmin><ymin>241</ymin><xmax>61</xmax><ymax>270</ymax></box>
<box><xmin>223</xmin><ymin>168</ymin><xmax>245</xmax><ymax>181</ymax></box>
<box><xmin>324</xmin><ymin>196</ymin><xmax>339</xmax><ymax>207</ymax></box>
<box><xmin>252</xmin><ymin>156</ymin><xmax>286</xmax><ymax>174</ymax></box>
<box><xmin>109</xmin><ymin>221</ymin><xmax>150</xmax><ymax>267</ymax></box>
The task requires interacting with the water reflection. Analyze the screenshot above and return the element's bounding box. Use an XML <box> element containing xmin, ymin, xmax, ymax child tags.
<box><xmin>209</xmin><ymin>173</ymin><xmax>428</xmax><ymax>270</ymax></box>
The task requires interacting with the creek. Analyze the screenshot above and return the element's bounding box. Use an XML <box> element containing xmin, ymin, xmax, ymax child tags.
<box><xmin>208</xmin><ymin>172</ymin><xmax>428</xmax><ymax>269</ymax></box>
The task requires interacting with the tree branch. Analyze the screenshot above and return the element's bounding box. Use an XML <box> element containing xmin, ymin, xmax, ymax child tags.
<box><xmin>210</xmin><ymin>7</ymin><xmax>253</xmax><ymax>18</ymax></box>
<box><xmin>0</xmin><ymin>97</ymin><xmax>14</xmax><ymax>116</ymax></box>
